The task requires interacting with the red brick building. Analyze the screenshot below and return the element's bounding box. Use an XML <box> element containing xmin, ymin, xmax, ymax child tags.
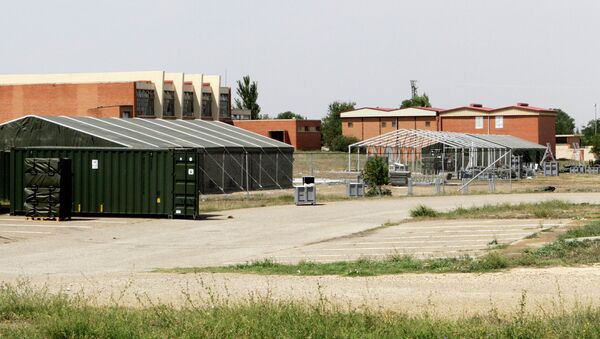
<box><xmin>341</xmin><ymin>103</ymin><xmax>556</xmax><ymax>153</ymax></box>
<box><xmin>0</xmin><ymin>71</ymin><xmax>232</xmax><ymax>124</ymax></box>
<box><xmin>439</xmin><ymin>103</ymin><xmax>556</xmax><ymax>152</ymax></box>
<box><xmin>233</xmin><ymin>119</ymin><xmax>321</xmax><ymax>151</ymax></box>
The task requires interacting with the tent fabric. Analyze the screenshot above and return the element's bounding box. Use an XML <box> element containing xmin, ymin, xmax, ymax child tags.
<box><xmin>0</xmin><ymin>116</ymin><xmax>294</xmax><ymax>150</ymax></box>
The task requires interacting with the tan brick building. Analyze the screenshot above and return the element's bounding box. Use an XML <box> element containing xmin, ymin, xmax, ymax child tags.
<box><xmin>0</xmin><ymin>71</ymin><xmax>232</xmax><ymax>123</ymax></box>
<box><xmin>341</xmin><ymin>107</ymin><xmax>439</xmax><ymax>140</ymax></box>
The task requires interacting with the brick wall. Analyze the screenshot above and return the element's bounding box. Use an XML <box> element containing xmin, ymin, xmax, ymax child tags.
<box><xmin>232</xmin><ymin>119</ymin><xmax>321</xmax><ymax>151</ymax></box>
<box><xmin>342</xmin><ymin>118</ymin><xmax>363</xmax><ymax>140</ymax></box>
<box><xmin>0</xmin><ymin>82</ymin><xmax>136</xmax><ymax>123</ymax></box>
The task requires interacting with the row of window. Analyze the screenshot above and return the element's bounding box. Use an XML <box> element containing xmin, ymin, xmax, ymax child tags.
<box><xmin>134</xmin><ymin>89</ymin><xmax>230</xmax><ymax>118</ymax></box>
<box><xmin>346</xmin><ymin>121</ymin><xmax>431</xmax><ymax>128</ymax></box>
<box><xmin>345</xmin><ymin>118</ymin><xmax>503</xmax><ymax>130</ymax></box>
<box><xmin>475</xmin><ymin>116</ymin><xmax>503</xmax><ymax>129</ymax></box>
<box><xmin>297</xmin><ymin>126</ymin><xmax>321</xmax><ymax>132</ymax></box>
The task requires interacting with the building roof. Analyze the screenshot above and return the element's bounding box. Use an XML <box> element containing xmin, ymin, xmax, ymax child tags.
<box><xmin>349</xmin><ymin>129</ymin><xmax>546</xmax><ymax>150</ymax></box>
<box><xmin>341</xmin><ymin>107</ymin><xmax>439</xmax><ymax>118</ymax></box>
<box><xmin>440</xmin><ymin>104</ymin><xmax>494</xmax><ymax>113</ymax></box>
<box><xmin>0</xmin><ymin>116</ymin><xmax>293</xmax><ymax>150</ymax></box>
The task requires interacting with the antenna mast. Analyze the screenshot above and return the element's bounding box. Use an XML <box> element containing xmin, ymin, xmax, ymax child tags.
<box><xmin>410</xmin><ymin>80</ymin><xmax>419</xmax><ymax>98</ymax></box>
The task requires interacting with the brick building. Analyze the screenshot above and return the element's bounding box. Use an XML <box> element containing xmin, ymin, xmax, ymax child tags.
<box><xmin>341</xmin><ymin>107</ymin><xmax>439</xmax><ymax>140</ymax></box>
<box><xmin>0</xmin><ymin>71</ymin><xmax>232</xmax><ymax>123</ymax></box>
<box><xmin>341</xmin><ymin>103</ymin><xmax>556</xmax><ymax>153</ymax></box>
<box><xmin>232</xmin><ymin>119</ymin><xmax>321</xmax><ymax>150</ymax></box>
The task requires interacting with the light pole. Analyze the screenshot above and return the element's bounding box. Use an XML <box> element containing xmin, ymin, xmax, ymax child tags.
<box><xmin>596</xmin><ymin>103</ymin><xmax>598</xmax><ymax>135</ymax></box>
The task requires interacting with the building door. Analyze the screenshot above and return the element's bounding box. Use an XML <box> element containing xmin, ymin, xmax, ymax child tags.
<box><xmin>172</xmin><ymin>150</ymin><xmax>198</xmax><ymax>219</ymax></box>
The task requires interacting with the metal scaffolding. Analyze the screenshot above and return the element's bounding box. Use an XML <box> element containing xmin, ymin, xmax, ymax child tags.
<box><xmin>348</xmin><ymin>129</ymin><xmax>517</xmax><ymax>191</ymax></box>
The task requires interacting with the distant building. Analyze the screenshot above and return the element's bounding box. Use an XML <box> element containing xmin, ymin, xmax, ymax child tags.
<box><xmin>0</xmin><ymin>71</ymin><xmax>232</xmax><ymax>123</ymax></box>
<box><xmin>233</xmin><ymin>119</ymin><xmax>321</xmax><ymax>151</ymax></box>
<box><xmin>341</xmin><ymin>103</ymin><xmax>557</xmax><ymax>153</ymax></box>
<box><xmin>232</xmin><ymin>109</ymin><xmax>252</xmax><ymax>120</ymax></box>
<box><xmin>341</xmin><ymin>107</ymin><xmax>440</xmax><ymax>140</ymax></box>
<box><xmin>555</xmin><ymin>134</ymin><xmax>595</xmax><ymax>161</ymax></box>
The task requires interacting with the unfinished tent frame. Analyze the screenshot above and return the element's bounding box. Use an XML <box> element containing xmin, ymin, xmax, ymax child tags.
<box><xmin>348</xmin><ymin>129</ymin><xmax>525</xmax><ymax>191</ymax></box>
<box><xmin>0</xmin><ymin>116</ymin><xmax>294</xmax><ymax>218</ymax></box>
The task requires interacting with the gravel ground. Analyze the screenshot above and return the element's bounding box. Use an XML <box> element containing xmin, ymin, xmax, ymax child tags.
<box><xmin>3</xmin><ymin>266</ymin><xmax>600</xmax><ymax>318</ymax></box>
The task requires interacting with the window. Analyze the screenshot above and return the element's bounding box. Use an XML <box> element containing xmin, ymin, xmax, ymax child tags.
<box><xmin>135</xmin><ymin>89</ymin><xmax>155</xmax><ymax>116</ymax></box>
<box><xmin>425</xmin><ymin>121</ymin><xmax>431</xmax><ymax>127</ymax></box>
<box><xmin>163</xmin><ymin>91</ymin><xmax>175</xmax><ymax>117</ymax></box>
<box><xmin>348</xmin><ymin>122</ymin><xmax>354</xmax><ymax>128</ymax></box>
<box><xmin>495</xmin><ymin>116</ymin><xmax>504</xmax><ymax>128</ymax></box>
<box><xmin>219</xmin><ymin>93</ymin><xmax>231</xmax><ymax>118</ymax></box>
<box><xmin>183</xmin><ymin>92</ymin><xmax>194</xmax><ymax>117</ymax></box>
<box><xmin>392</xmin><ymin>120</ymin><xmax>397</xmax><ymax>128</ymax></box>
<box><xmin>475</xmin><ymin>116</ymin><xmax>484</xmax><ymax>129</ymax></box>
<box><xmin>381</xmin><ymin>121</ymin><xmax>387</xmax><ymax>128</ymax></box>
<box><xmin>304</xmin><ymin>126</ymin><xmax>310</xmax><ymax>132</ymax></box>
<box><xmin>316</xmin><ymin>126</ymin><xmax>321</xmax><ymax>131</ymax></box>
<box><xmin>201</xmin><ymin>92</ymin><xmax>212</xmax><ymax>117</ymax></box>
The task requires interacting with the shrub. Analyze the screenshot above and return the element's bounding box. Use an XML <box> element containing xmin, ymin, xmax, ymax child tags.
<box><xmin>410</xmin><ymin>205</ymin><xmax>439</xmax><ymax>218</ymax></box>
<box><xmin>363</xmin><ymin>156</ymin><xmax>389</xmax><ymax>196</ymax></box>
<box><xmin>329</xmin><ymin>135</ymin><xmax>358</xmax><ymax>152</ymax></box>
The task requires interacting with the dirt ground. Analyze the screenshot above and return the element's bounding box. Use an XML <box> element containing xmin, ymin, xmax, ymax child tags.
<box><xmin>2</xmin><ymin>191</ymin><xmax>600</xmax><ymax>317</ymax></box>
<box><xmin>4</xmin><ymin>266</ymin><xmax>600</xmax><ymax>318</ymax></box>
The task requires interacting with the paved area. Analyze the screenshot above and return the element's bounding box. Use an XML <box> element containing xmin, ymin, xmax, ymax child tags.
<box><xmin>267</xmin><ymin>219</ymin><xmax>566</xmax><ymax>263</ymax></box>
<box><xmin>0</xmin><ymin>192</ymin><xmax>597</xmax><ymax>276</ymax></box>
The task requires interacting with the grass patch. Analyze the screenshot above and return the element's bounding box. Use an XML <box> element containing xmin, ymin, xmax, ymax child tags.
<box><xmin>412</xmin><ymin>200</ymin><xmax>600</xmax><ymax>220</ymax></box>
<box><xmin>4</xmin><ymin>282</ymin><xmax>600</xmax><ymax>338</ymax></box>
<box><xmin>410</xmin><ymin>205</ymin><xmax>439</xmax><ymax>218</ymax></box>
<box><xmin>158</xmin><ymin>221</ymin><xmax>600</xmax><ymax>277</ymax></box>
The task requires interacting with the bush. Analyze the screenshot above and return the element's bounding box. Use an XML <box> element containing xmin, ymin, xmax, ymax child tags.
<box><xmin>363</xmin><ymin>156</ymin><xmax>389</xmax><ymax>193</ymax></box>
<box><xmin>329</xmin><ymin>135</ymin><xmax>358</xmax><ymax>152</ymax></box>
<box><xmin>410</xmin><ymin>205</ymin><xmax>439</xmax><ymax>218</ymax></box>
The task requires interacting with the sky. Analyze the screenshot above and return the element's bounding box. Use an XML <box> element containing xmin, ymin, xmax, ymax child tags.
<box><xmin>1</xmin><ymin>0</ymin><xmax>599</xmax><ymax>127</ymax></box>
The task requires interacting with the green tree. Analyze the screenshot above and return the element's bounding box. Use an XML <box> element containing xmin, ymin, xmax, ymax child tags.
<box><xmin>581</xmin><ymin>119</ymin><xmax>600</xmax><ymax>145</ymax></box>
<box><xmin>276</xmin><ymin>111</ymin><xmax>305</xmax><ymax>120</ymax></box>
<box><xmin>321</xmin><ymin>101</ymin><xmax>355</xmax><ymax>150</ymax></box>
<box><xmin>234</xmin><ymin>75</ymin><xmax>261</xmax><ymax>120</ymax></box>
<box><xmin>588</xmin><ymin>135</ymin><xmax>600</xmax><ymax>158</ymax></box>
<box><xmin>329</xmin><ymin>135</ymin><xmax>358</xmax><ymax>152</ymax></box>
<box><xmin>363</xmin><ymin>156</ymin><xmax>390</xmax><ymax>196</ymax></box>
<box><xmin>400</xmin><ymin>93</ymin><xmax>432</xmax><ymax>108</ymax></box>
<box><xmin>555</xmin><ymin>109</ymin><xmax>575</xmax><ymax>135</ymax></box>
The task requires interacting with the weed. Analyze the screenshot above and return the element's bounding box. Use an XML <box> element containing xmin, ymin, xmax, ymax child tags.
<box><xmin>410</xmin><ymin>205</ymin><xmax>439</xmax><ymax>218</ymax></box>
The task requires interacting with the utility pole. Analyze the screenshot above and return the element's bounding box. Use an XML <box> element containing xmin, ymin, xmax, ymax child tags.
<box><xmin>410</xmin><ymin>80</ymin><xmax>419</xmax><ymax>98</ymax></box>
<box><xmin>595</xmin><ymin>103</ymin><xmax>598</xmax><ymax>135</ymax></box>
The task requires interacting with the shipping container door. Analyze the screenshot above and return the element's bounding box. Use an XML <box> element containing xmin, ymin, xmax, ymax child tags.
<box><xmin>173</xmin><ymin>151</ymin><xmax>198</xmax><ymax>218</ymax></box>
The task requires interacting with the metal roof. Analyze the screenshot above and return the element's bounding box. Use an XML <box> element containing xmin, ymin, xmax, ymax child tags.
<box><xmin>350</xmin><ymin>129</ymin><xmax>545</xmax><ymax>150</ymax></box>
<box><xmin>350</xmin><ymin>129</ymin><xmax>507</xmax><ymax>149</ymax></box>
<box><xmin>2</xmin><ymin>116</ymin><xmax>293</xmax><ymax>150</ymax></box>
<box><xmin>468</xmin><ymin>134</ymin><xmax>546</xmax><ymax>150</ymax></box>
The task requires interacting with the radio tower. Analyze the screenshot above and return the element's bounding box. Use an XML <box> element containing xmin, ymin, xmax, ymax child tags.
<box><xmin>410</xmin><ymin>80</ymin><xmax>419</xmax><ymax>98</ymax></box>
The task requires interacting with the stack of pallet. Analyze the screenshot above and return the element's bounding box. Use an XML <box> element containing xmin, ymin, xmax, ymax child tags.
<box><xmin>24</xmin><ymin>158</ymin><xmax>72</xmax><ymax>220</ymax></box>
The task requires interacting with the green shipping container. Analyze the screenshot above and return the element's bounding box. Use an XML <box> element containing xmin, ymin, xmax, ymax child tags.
<box><xmin>0</xmin><ymin>116</ymin><xmax>294</xmax><ymax>218</ymax></box>
<box><xmin>9</xmin><ymin>148</ymin><xmax>200</xmax><ymax>219</ymax></box>
<box><xmin>0</xmin><ymin>151</ymin><xmax>9</xmax><ymax>203</ymax></box>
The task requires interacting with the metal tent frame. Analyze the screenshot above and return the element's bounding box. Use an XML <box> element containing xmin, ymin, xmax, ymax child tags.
<box><xmin>348</xmin><ymin>129</ymin><xmax>513</xmax><ymax>191</ymax></box>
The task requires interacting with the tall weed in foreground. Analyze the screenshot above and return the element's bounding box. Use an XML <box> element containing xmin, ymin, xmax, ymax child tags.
<box><xmin>3</xmin><ymin>281</ymin><xmax>600</xmax><ymax>338</ymax></box>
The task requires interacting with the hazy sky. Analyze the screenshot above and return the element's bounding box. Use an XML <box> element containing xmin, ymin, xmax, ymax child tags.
<box><xmin>2</xmin><ymin>1</ymin><xmax>599</xmax><ymax>126</ymax></box>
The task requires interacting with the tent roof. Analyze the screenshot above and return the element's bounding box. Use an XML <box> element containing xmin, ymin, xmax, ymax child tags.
<box><xmin>469</xmin><ymin>134</ymin><xmax>546</xmax><ymax>150</ymax></box>
<box><xmin>350</xmin><ymin>129</ymin><xmax>545</xmax><ymax>150</ymax></box>
<box><xmin>0</xmin><ymin>115</ymin><xmax>293</xmax><ymax>150</ymax></box>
